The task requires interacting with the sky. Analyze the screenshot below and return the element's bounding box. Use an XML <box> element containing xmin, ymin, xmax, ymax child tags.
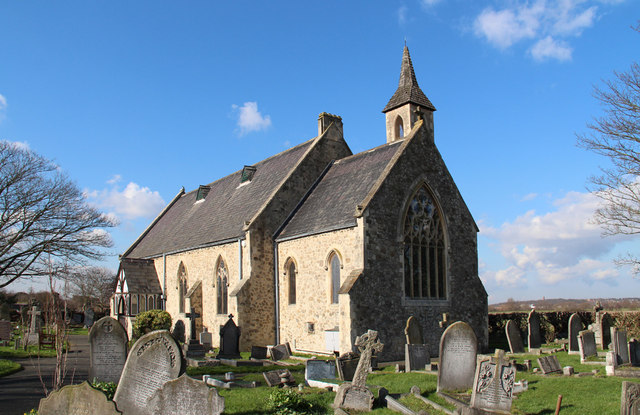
<box><xmin>1</xmin><ymin>1</ymin><xmax>638</xmax><ymax>303</ymax></box>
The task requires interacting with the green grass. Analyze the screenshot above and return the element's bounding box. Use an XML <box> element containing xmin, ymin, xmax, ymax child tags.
<box><xmin>0</xmin><ymin>341</ymin><xmax>59</xmax><ymax>358</ymax></box>
<box><xmin>0</xmin><ymin>359</ymin><xmax>22</xmax><ymax>377</ymax></box>
<box><xmin>66</xmin><ymin>327</ymin><xmax>89</xmax><ymax>335</ymax></box>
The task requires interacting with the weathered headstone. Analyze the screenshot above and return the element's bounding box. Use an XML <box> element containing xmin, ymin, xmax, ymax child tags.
<box><xmin>598</xmin><ymin>312</ymin><xmax>613</xmax><ymax>350</ymax></box>
<box><xmin>306</xmin><ymin>359</ymin><xmax>336</xmax><ymax>381</ymax></box>
<box><xmin>527</xmin><ymin>309</ymin><xmax>541</xmax><ymax>349</ymax></box>
<box><xmin>333</xmin><ymin>329</ymin><xmax>383</xmax><ymax>412</ymax></box>
<box><xmin>537</xmin><ymin>355</ymin><xmax>562</xmax><ymax>374</ymax></box>
<box><xmin>216</xmin><ymin>314</ymin><xmax>241</xmax><ymax>359</ymax></box>
<box><xmin>199</xmin><ymin>327</ymin><xmax>212</xmax><ymax>350</ymax></box>
<box><xmin>271</xmin><ymin>343</ymin><xmax>291</xmax><ymax>361</ymax></box>
<box><xmin>578</xmin><ymin>330</ymin><xmax>597</xmax><ymax>362</ymax></box>
<box><xmin>437</xmin><ymin>321</ymin><xmax>477</xmax><ymax>392</ymax></box>
<box><xmin>629</xmin><ymin>339</ymin><xmax>640</xmax><ymax>367</ymax></box>
<box><xmin>89</xmin><ymin>316</ymin><xmax>128</xmax><ymax>384</ymax></box>
<box><xmin>113</xmin><ymin>330</ymin><xmax>182</xmax><ymax>415</ymax></box>
<box><xmin>568</xmin><ymin>313</ymin><xmax>583</xmax><ymax>354</ymax></box>
<box><xmin>405</xmin><ymin>344</ymin><xmax>429</xmax><ymax>372</ymax></box>
<box><xmin>621</xmin><ymin>381</ymin><xmax>640</xmax><ymax>415</ymax></box>
<box><xmin>84</xmin><ymin>308</ymin><xmax>95</xmax><ymax>328</ymax></box>
<box><xmin>250</xmin><ymin>345</ymin><xmax>268</xmax><ymax>360</ymax></box>
<box><xmin>263</xmin><ymin>369</ymin><xmax>295</xmax><ymax>387</ymax></box>
<box><xmin>404</xmin><ymin>316</ymin><xmax>423</xmax><ymax>344</ymax></box>
<box><xmin>612</xmin><ymin>327</ymin><xmax>630</xmax><ymax>366</ymax></box>
<box><xmin>0</xmin><ymin>320</ymin><xmax>11</xmax><ymax>341</ymax></box>
<box><xmin>146</xmin><ymin>373</ymin><xmax>224</xmax><ymax>415</ymax></box>
<box><xmin>336</xmin><ymin>353</ymin><xmax>360</xmax><ymax>381</ymax></box>
<box><xmin>469</xmin><ymin>349</ymin><xmax>516</xmax><ymax>414</ymax></box>
<box><xmin>505</xmin><ymin>320</ymin><xmax>524</xmax><ymax>353</ymax></box>
<box><xmin>38</xmin><ymin>381</ymin><xmax>121</xmax><ymax>415</ymax></box>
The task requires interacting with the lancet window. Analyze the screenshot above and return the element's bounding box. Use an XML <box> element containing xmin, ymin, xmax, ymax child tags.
<box><xmin>216</xmin><ymin>258</ymin><xmax>229</xmax><ymax>315</ymax></box>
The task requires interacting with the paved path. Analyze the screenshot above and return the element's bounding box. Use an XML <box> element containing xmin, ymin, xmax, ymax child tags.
<box><xmin>0</xmin><ymin>335</ymin><xmax>89</xmax><ymax>415</ymax></box>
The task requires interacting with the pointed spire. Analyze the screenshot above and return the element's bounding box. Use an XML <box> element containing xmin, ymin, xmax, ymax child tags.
<box><xmin>382</xmin><ymin>46</ymin><xmax>436</xmax><ymax>113</ymax></box>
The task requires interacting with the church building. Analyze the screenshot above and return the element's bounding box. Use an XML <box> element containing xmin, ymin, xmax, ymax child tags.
<box><xmin>111</xmin><ymin>47</ymin><xmax>488</xmax><ymax>360</ymax></box>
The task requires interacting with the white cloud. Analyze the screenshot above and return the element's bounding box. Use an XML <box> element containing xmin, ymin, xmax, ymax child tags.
<box><xmin>398</xmin><ymin>5</ymin><xmax>408</xmax><ymax>26</ymax></box>
<box><xmin>0</xmin><ymin>94</ymin><xmax>6</xmax><ymax>111</ymax></box>
<box><xmin>530</xmin><ymin>36</ymin><xmax>572</xmax><ymax>61</ymax></box>
<box><xmin>471</xmin><ymin>0</ymin><xmax>613</xmax><ymax>61</ymax></box>
<box><xmin>87</xmin><ymin>180</ymin><xmax>166</xmax><ymax>221</ymax></box>
<box><xmin>4</xmin><ymin>140</ymin><xmax>29</xmax><ymax>151</ymax></box>
<box><xmin>482</xmin><ymin>190</ymin><xmax>631</xmax><ymax>287</ymax></box>
<box><xmin>420</xmin><ymin>0</ymin><xmax>443</xmax><ymax>6</ymax></box>
<box><xmin>521</xmin><ymin>192</ymin><xmax>539</xmax><ymax>201</ymax></box>
<box><xmin>232</xmin><ymin>101</ymin><xmax>272</xmax><ymax>136</ymax></box>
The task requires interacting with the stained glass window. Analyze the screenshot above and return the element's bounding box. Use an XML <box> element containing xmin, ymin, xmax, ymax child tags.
<box><xmin>330</xmin><ymin>253</ymin><xmax>340</xmax><ymax>304</ymax></box>
<box><xmin>217</xmin><ymin>258</ymin><xmax>229</xmax><ymax>314</ymax></box>
<box><xmin>403</xmin><ymin>185</ymin><xmax>446</xmax><ymax>299</ymax></box>
<box><xmin>178</xmin><ymin>263</ymin><xmax>187</xmax><ymax>313</ymax></box>
<box><xmin>288</xmin><ymin>261</ymin><xmax>296</xmax><ymax>305</ymax></box>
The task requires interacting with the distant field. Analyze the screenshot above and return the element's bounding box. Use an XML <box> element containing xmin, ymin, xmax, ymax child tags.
<box><xmin>490</xmin><ymin>297</ymin><xmax>640</xmax><ymax>312</ymax></box>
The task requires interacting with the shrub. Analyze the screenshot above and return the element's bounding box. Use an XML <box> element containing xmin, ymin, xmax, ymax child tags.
<box><xmin>266</xmin><ymin>388</ymin><xmax>315</xmax><ymax>415</ymax></box>
<box><xmin>90</xmin><ymin>379</ymin><xmax>117</xmax><ymax>400</ymax></box>
<box><xmin>132</xmin><ymin>310</ymin><xmax>171</xmax><ymax>341</ymax></box>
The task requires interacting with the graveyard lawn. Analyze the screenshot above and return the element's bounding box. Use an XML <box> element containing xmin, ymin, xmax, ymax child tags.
<box><xmin>0</xmin><ymin>341</ymin><xmax>60</xmax><ymax>358</ymax></box>
<box><xmin>0</xmin><ymin>359</ymin><xmax>22</xmax><ymax>377</ymax></box>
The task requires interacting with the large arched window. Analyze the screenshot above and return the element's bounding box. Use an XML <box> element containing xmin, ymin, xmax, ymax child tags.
<box><xmin>329</xmin><ymin>252</ymin><xmax>341</xmax><ymax>304</ymax></box>
<box><xmin>178</xmin><ymin>263</ymin><xmax>188</xmax><ymax>314</ymax></box>
<box><xmin>403</xmin><ymin>185</ymin><xmax>447</xmax><ymax>299</ymax></box>
<box><xmin>287</xmin><ymin>260</ymin><xmax>297</xmax><ymax>305</ymax></box>
<box><xmin>216</xmin><ymin>258</ymin><xmax>229</xmax><ymax>315</ymax></box>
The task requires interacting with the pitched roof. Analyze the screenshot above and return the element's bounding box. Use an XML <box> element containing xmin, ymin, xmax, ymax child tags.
<box><xmin>118</xmin><ymin>258</ymin><xmax>162</xmax><ymax>294</ymax></box>
<box><xmin>125</xmin><ymin>139</ymin><xmax>315</xmax><ymax>258</ymax></box>
<box><xmin>382</xmin><ymin>46</ymin><xmax>436</xmax><ymax>113</ymax></box>
<box><xmin>276</xmin><ymin>140</ymin><xmax>404</xmax><ymax>240</ymax></box>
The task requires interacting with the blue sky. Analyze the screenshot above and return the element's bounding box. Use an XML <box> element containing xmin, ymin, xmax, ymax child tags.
<box><xmin>1</xmin><ymin>1</ymin><xmax>638</xmax><ymax>303</ymax></box>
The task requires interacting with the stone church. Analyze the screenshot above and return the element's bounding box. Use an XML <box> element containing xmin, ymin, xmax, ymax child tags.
<box><xmin>111</xmin><ymin>47</ymin><xmax>488</xmax><ymax>360</ymax></box>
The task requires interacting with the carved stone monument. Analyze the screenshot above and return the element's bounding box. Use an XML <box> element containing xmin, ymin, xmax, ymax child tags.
<box><xmin>621</xmin><ymin>381</ymin><xmax>640</xmax><ymax>415</ymax></box>
<box><xmin>505</xmin><ymin>320</ymin><xmax>524</xmax><ymax>353</ymax></box>
<box><xmin>113</xmin><ymin>330</ymin><xmax>182</xmax><ymax>415</ymax></box>
<box><xmin>25</xmin><ymin>305</ymin><xmax>41</xmax><ymax>346</ymax></box>
<box><xmin>438</xmin><ymin>321</ymin><xmax>477</xmax><ymax>392</ymax></box>
<box><xmin>568</xmin><ymin>313</ymin><xmax>583</xmax><ymax>355</ymax></box>
<box><xmin>333</xmin><ymin>329</ymin><xmax>383</xmax><ymax>412</ymax></box>
<box><xmin>537</xmin><ymin>355</ymin><xmax>562</xmax><ymax>374</ymax></box>
<box><xmin>89</xmin><ymin>316</ymin><xmax>128</xmax><ymax>383</ymax></box>
<box><xmin>38</xmin><ymin>381</ymin><xmax>121</xmax><ymax>415</ymax></box>
<box><xmin>469</xmin><ymin>349</ymin><xmax>516</xmax><ymax>414</ymax></box>
<box><xmin>183</xmin><ymin>307</ymin><xmax>205</xmax><ymax>358</ymax></box>
<box><xmin>578</xmin><ymin>330</ymin><xmax>597</xmax><ymax>362</ymax></box>
<box><xmin>527</xmin><ymin>309</ymin><xmax>541</xmax><ymax>350</ymax></box>
<box><xmin>216</xmin><ymin>314</ymin><xmax>241</xmax><ymax>359</ymax></box>
<box><xmin>146</xmin><ymin>373</ymin><xmax>224</xmax><ymax>415</ymax></box>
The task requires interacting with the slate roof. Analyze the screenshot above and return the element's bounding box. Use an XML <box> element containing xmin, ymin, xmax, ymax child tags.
<box><xmin>276</xmin><ymin>140</ymin><xmax>404</xmax><ymax>240</ymax></box>
<box><xmin>119</xmin><ymin>258</ymin><xmax>162</xmax><ymax>294</ymax></box>
<box><xmin>382</xmin><ymin>46</ymin><xmax>436</xmax><ymax>113</ymax></box>
<box><xmin>125</xmin><ymin>139</ymin><xmax>315</xmax><ymax>258</ymax></box>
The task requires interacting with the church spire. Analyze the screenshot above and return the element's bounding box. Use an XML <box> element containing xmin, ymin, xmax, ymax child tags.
<box><xmin>382</xmin><ymin>46</ymin><xmax>436</xmax><ymax>144</ymax></box>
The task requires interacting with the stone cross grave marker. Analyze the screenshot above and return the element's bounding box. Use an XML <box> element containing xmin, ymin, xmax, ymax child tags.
<box><xmin>216</xmin><ymin>314</ymin><xmax>241</xmax><ymax>359</ymax></box>
<box><xmin>25</xmin><ymin>306</ymin><xmax>41</xmax><ymax>346</ymax></box>
<box><xmin>404</xmin><ymin>316</ymin><xmax>423</xmax><ymax>344</ymax></box>
<box><xmin>113</xmin><ymin>330</ymin><xmax>182</xmax><ymax>415</ymax></box>
<box><xmin>270</xmin><ymin>342</ymin><xmax>291</xmax><ymax>361</ymax></box>
<box><xmin>537</xmin><ymin>355</ymin><xmax>562</xmax><ymax>374</ymax></box>
<box><xmin>578</xmin><ymin>330</ymin><xmax>597</xmax><ymax>362</ymax></box>
<box><xmin>183</xmin><ymin>307</ymin><xmax>205</xmax><ymax>358</ymax></box>
<box><xmin>505</xmin><ymin>320</ymin><xmax>524</xmax><ymax>353</ymax></box>
<box><xmin>437</xmin><ymin>321</ymin><xmax>477</xmax><ymax>392</ymax></box>
<box><xmin>306</xmin><ymin>359</ymin><xmax>336</xmax><ymax>381</ymax></box>
<box><xmin>612</xmin><ymin>327</ymin><xmax>630</xmax><ymax>366</ymax></box>
<box><xmin>89</xmin><ymin>316</ymin><xmax>128</xmax><ymax>384</ymax></box>
<box><xmin>405</xmin><ymin>344</ymin><xmax>429</xmax><ymax>372</ymax></box>
<box><xmin>629</xmin><ymin>339</ymin><xmax>640</xmax><ymax>367</ymax></box>
<box><xmin>38</xmin><ymin>381</ymin><xmax>121</xmax><ymax>415</ymax></box>
<box><xmin>333</xmin><ymin>329</ymin><xmax>384</xmax><ymax>412</ymax></box>
<box><xmin>527</xmin><ymin>309</ymin><xmax>541</xmax><ymax>349</ymax></box>
<box><xmin>621</xmin><ymin>381</ymin><xmax>640</xmax><ymax>415</ymax></box>
<box><xmin>568</xmin><ymin>313</ymin><xmax>583</xmax><ymax>354</ymax></box>
<box><xmin>0</xmin><ymin>320</ymin><xmax>11</xmax><ymax>341</ymax></box>
<box><xmin>146</xmin><ymin>373</ymin><xmax>224</xmax><ymax>415</ymax></box>
<box><xmin>470</xmin><ymin>349</ymin><xmax>516</xmax><ymax>414</ymax></box>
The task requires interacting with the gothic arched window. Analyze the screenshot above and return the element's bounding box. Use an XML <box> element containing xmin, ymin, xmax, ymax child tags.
<box><xmin>329</xmin><ymin>252</ymin><xmax>341</xmax><ymax>304</ymax></box>
<box><xmin>216</xmin><ymin>258</ymin><xmax>229</xmax><ymax>315</ymax></box>
<box><xmin>395</xmin><ymin>115</ymin><xmax>404</xmax><ymax>139</ymax></box>
<box><xmin>178</xmin><ymin>263</ymin><xmax>187</xmax><ymax>314</ymax></box>
<box><xmin>403</xmin><ymin>185</ymin><xmax>447</xmax><ymax>299</ymax></box>
<box><xmin>287</xmin><ymin>260</ymin><xmax>297</xmax><ymax>305</ymax></box>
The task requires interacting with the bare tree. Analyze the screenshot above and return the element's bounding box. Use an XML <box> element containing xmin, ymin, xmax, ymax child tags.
<box><xmin>577</xmin><ymin>26</ymin><xmax>640</xmax><ymax>276</ymax></box>
<box><xmin>0</xmin><ymin>141</ymin><xmax>117</xmax><ymax>288</ymax></box>
<box><xmin>64</xmin><ymin>266</ymin><xmax>116</xmax><ymax>312</ymax></box>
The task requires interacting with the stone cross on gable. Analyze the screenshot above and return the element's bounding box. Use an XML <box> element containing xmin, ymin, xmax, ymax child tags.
<box><xmin>185</xmin><ymin>307</ymin><xmax>201</xmax><ymax>341</ymax></box>
<box><xmin>351</xmin><ymin>330</ymin><xmax>384</xmax><ymax>388</ymax></box>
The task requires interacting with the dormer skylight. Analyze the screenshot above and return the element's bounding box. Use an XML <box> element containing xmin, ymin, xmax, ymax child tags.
<box><xmin>241</xmin><ymin>165</ymin><xmax>257</xmax><ymax>183</ymax></box>
<box><xmin>195</xmin><ymin>185</ymin><xmax>211</xmax><ymax>202</ymax></box>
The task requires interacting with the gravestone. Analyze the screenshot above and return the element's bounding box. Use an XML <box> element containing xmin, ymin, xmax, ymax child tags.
<box><xmin>25</xmin><ymin>306</ymin><xmax>41</xmax><ymax>346</ymax></box>
<box><xmin>216</xmin><ymin>314</ymin><xmax>241</xmax><ymax>359</ymax></box>
<box><xmin>505</xmin><ymin>320</ymin><xmax>524</xmax><ymax>353</ymax></box>
<box><xmin>113</xmin><ymin>330</ymin><xmax>182</xmax><ymax>415</ymax></box>
<box><xmin>333</xmin><ymin>329</ymin><xmax>383</xmax><ymax>412</ymax></box>
<box><xmin>263</xmin><ymin>369</ymin><xmax>295</xmax><ymax>387</ymax></box>
<box><xmin>537</xmin><ymin>355</ymin><xmax>562</xmax><ymax>374</ymax></box>
<box><xmin>404</xmin><ymin>316</ymin><xmax>423</xmax><ymax>344</ymax></box>
<box><xmin>621</xmin><ymin>381</ymin><xmax>640</xmax><ymax>415</ymax></box>
<box><xmin>183</xmin><ymin>308</ymin><xmax>205</xmax><ymax>358</ymax></box>
<box><xmin>84</xmin><ymin>309</ymin><xmax>95</xmax><ymax>328</ymax></box>
<box><xmin>527</xmin><ymin>309</ymin><xmax>541</xmax><ymax>349</ymax></box>
<box><xmin>629</xmin><ymin>339</ymin><xmax>640</xmax><ymax>367</ymax></box>
<box><xmin>271</xmin><ymin>343</ymin><xmax>291</xmax><ymax>361</ymax></box>
<box><xmin>405</xmin><ymin>344</ymin><xmax>429</xmax><ymax>372</ymax></box>
<box><xmin>612</xmin><ymin>327</ymin><xmax>630</xmax><ymax>366</ymax></box>
<box><xmin>469</xmin><ymin>349</ymin><xmax>516</xmax><ymax>414</ymax></box>
<box><xmin>199</xmin><ymin>327</ymin><xmax>212</xmax><ymax>350</ymax></box>
<box><xmin>89</xmin><ymin>316</ymin><xmax>128</xmax><ymax>383</ymax></box>
<box><xmin>250</xmin><ymin>345</ymin><xmax>268</xmax><ymax>360</ymax></box>
<box><xmin>578</xmin><ymin>330</ymin><xmax>597</xmax><ymax>362</ymax></box>
<box><xmin>306</xmin><ymin>359</ymin><xmax>336</xmax><ymax>381</ymax></box>
<box><xmin>0</xmin><ymin>320</ymin><xmax>11</xmax><ymax>341</ymax></box>
<box><xmin>38</xmin><ymin>381</ymin><xmax>121</xmax><ymax>415</ymax></box>
<box><xmin>437</xmin><ymin>321</ymin><xmax>477</xmax><ymax>392</ymax></box>
<box><xmin>598</xmin><ymin>312</ymin><xmax>613</xmax><ymax>350</ymax></box>
<box><xmin>568</xmin><ymin>313</ymin><xmax>583</xmax><ymax>354</ymax></box>
<box><xmin>336</xmin><ymin>353</ymin><xmax>360</xmax><ymax>381</ymax></box>
<box><xmin>146</xmin><ymin>373</ymin><xmax>224</xmax><ymax>415</ymax></box>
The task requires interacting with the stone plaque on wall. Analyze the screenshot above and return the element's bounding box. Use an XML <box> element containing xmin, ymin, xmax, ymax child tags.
<box><xmin>437</xmin><ymin>321</ymin><xmax>477</xmax><ymax>392</ymax></box>
<box><xmin>89</xmin><ymin>317</ymin><xmax>128</xmax><ymax>384</ymax></box>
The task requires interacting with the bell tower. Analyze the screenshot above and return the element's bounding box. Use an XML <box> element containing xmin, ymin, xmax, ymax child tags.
<box><xmin>382</xmin><ymin>46</ymin><xmax>436</xmax><ymax>143</ymax></box>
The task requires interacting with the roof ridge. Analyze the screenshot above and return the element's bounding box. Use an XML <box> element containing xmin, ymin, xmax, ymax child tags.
<box><xmin>335</xmin><ymin>140</ymin><xmax>403</xmax><ymax>164</ymax></box>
